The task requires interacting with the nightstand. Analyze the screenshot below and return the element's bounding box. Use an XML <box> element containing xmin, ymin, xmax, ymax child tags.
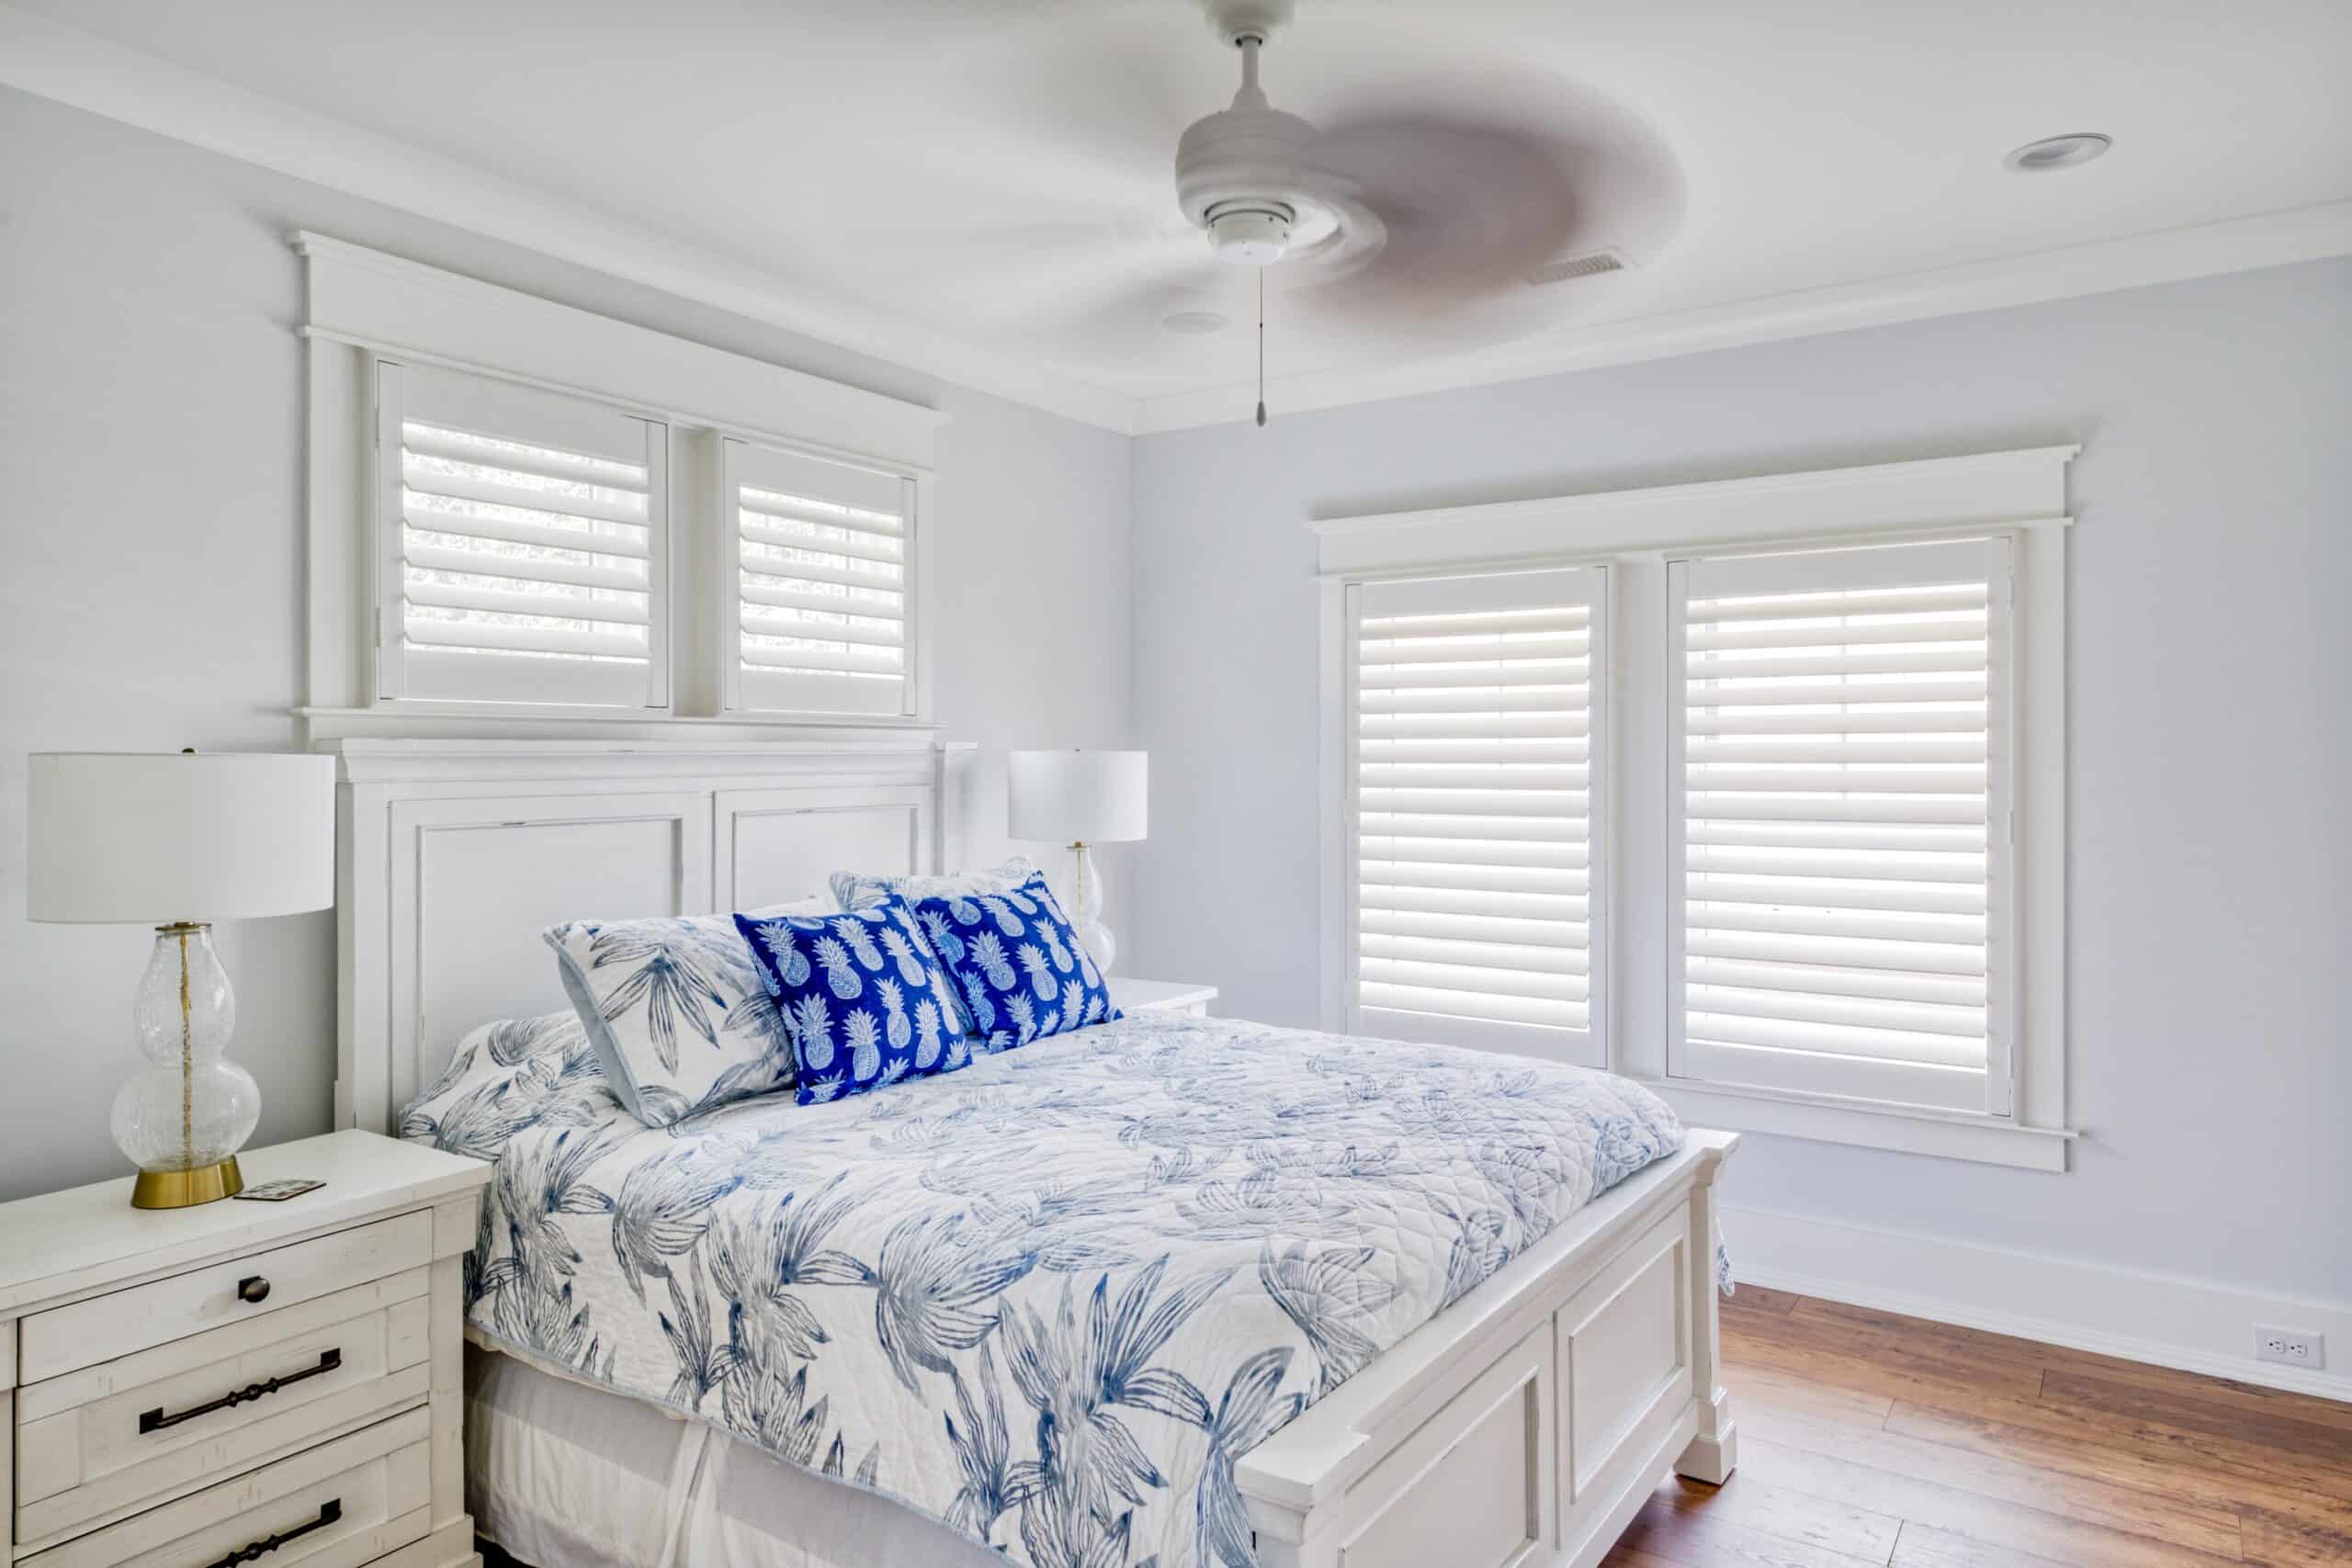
<box><xmin>0</xmin><ymin>1130</ymin><xmax>491</xmax><ymax>1568</ymax></box>
<box><xmin>1109</xmin><ymin>977</ymin><xmax>1219</xmax><ymax>1017</ymax></box>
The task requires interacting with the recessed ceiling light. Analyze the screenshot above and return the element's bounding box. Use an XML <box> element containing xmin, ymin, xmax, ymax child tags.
<box><xmin>2005</xmin><ymin>133</ymin><xmax>2112</xmax><ymax>173</ymax></box>
<box><xmin>1162</xmin><ymin>309</ymin><xmax>1230</xmax><ymax>334</ymax></box>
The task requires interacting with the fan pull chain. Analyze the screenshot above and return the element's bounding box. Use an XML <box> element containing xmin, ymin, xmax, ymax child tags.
<box><xmin>1255</xmin><ymin>268</ymin><xmax>1268</xmax><ymax>428</ymax></box>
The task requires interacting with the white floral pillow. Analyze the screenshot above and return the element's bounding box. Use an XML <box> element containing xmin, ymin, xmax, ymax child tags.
<box><xmin>399</xmin><ymin>1010</ymin><xmax>612</xmax><ymax>1160</ymax></box>
<box><xmin>544</xmin><ymin>897</ymin><xmax>830</xmax><ymax>1127</ymax></box>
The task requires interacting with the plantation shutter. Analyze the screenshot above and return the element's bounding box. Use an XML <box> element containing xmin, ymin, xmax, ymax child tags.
<box><xmin>722</xmin><ymin>439</ymin><xmax>916</xmax><ymax>718</ymax></box>
<box><xmin>376</xmin><ymin>360</ymin><xmax>668</xmax><ymax>708</ymax></box>
<box><xmin>1668</xmin><ymin>536</ymin><xmax>2011</xmax><ymax>1112</ymax></box>
<box><xmin>1349</xmin><ymin>566</ymin><xmax>1605</xmax><ymax>1062</ymax></box>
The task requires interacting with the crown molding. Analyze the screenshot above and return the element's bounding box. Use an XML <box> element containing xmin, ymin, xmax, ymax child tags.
<box><xmin>0</xmin><ymin>3</ymin><xmax>1141</xmax><ymax>434</ymax></box>
<box><xmin>6</xmin><ymin>3</ymin><xmax>2346</xmax><ymax>440</ymax></box>
<box><xmin>1134</xmin><ymin>200</ymin><xmax>2352</xmax><ymax>433</ymax></box>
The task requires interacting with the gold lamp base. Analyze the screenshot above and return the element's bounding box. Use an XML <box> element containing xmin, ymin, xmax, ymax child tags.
<box><xmin>131</xmin><ymin>1156</ymin><xmax>244</xmax><ymax>1210</ymax></box>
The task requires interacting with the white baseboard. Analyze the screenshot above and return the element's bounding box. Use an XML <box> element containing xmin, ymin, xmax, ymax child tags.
<box><xmin>1723</xmin><ymin>1203</ymin><xmax>2352</xmax><ymax>1405</ymax></box>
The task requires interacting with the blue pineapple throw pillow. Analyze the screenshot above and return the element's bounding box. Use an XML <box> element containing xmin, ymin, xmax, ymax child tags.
<box><xmin>906</xmin><ymin>874</ymin><xmax>1119</xmax><ymax>1053</ymax></box>
<box><xmin>733</xmin><ymin>894</ymin><xmax>967</xmax><ymax>1104</ymax></box>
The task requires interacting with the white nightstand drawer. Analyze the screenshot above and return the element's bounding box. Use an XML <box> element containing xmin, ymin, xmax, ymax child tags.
<box><xmin>17</xmin><ymin>1212</ymin><xmax>433</xmax><ymax>1383</ymax></box>
<box><xmin>18</xmin><ymin>1407</ymin><xmax>431</xmax><ymax>1568</ymax></box>
<box><xmin>14</xmin><ymin>1271</ymin><xmax>433</xmax><ymax>1550</ymax></box>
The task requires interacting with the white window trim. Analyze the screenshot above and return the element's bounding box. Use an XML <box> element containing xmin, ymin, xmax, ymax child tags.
<box><xmin>1315</xmin><ymin>446</ymin><xmax>2078</xmax><ymax>1171</ymax></box>
<box><xmin>296</xmin><ymin>231</ymin><xmax>944</xmax><ymax>741</ymax></box>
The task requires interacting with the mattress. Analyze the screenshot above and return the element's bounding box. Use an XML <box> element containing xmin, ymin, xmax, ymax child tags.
<box><xmin>409</xmin><ymin>1009</ymin><xmax>1684</xmax><ymax>1568</ymax></box>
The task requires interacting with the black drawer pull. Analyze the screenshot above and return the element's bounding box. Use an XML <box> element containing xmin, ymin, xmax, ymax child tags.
<box><xmin>203</xmin><ymin>1497</ymin><xmax>341</xmax><ymax>1568</ymax></box>
<box><xmin>237</xmin><ymin>1275</ymin><xmax>272</xmax><ymax>1304</ymax></box>
<box><xmin>140</xmin><ymin>1348</ymin><xmax>343</xmax><ymax>1434</ymax></box>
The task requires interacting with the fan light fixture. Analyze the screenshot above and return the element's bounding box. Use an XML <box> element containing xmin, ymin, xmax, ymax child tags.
<box><xmin>2005</xmin><ymin>133</ymin><xmax>2112</xmax><ymax>172</ymax></box>
<box><xmin>1206</xmin><ymin>200</ymin><xmax>1295</xmax><ymax>265</ymax></box>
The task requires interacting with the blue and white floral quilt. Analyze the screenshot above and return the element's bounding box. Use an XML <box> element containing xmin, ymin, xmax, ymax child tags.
<box><xmin>402</xmin><ymin>1010</ymin><xmax>1684</xmax><ymax>1568</ymax></box>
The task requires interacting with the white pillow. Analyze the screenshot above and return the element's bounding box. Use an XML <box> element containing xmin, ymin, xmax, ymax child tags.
<box><xmin>399</xmin><ymin>1010</ymin><xmax>607</xmax><ymax>1158</ymax></box>
<box><xmin>544</xmin><ymin>896</ymin><xmax>831</xmax><ymax>1127</ymax></box>
<box><xmin>830</xmin><ymin>854</ymin><xmax>1041</xmax><ymax>912</ymax></box>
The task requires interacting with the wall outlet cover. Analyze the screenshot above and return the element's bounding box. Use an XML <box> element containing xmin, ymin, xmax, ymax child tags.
<box><xmin>2253</xmin><ymin>1325</ymin><xmax>2324</xmax><ymax>1369</ymax></box>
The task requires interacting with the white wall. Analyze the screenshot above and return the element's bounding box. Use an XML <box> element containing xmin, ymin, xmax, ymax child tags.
<box><xmin>5</xmin><ymin>73</ymin><xmax>2346</xmax><ymax>1384</ymax></box>
<box><xmin>1128</xmin><ymin>257</ymin><xmax>2352</xmax><ymax>1318</ymax></box>
<box><xmin>0</xmin><ymin>86</ymin><xmax>1132</xmax><ymax>1201</ymax></box>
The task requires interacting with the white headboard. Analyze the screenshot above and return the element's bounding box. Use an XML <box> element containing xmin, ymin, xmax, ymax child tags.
<box><xmin>330</xmin><ymin>737</ymin><xmax>977</xmax><ymax>1133</ymax></box>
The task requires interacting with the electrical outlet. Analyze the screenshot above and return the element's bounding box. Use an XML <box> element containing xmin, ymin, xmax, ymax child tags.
<box><xmin>2254</xmin><ymin>1325</ymin><xmax>2324</xmax><ymax>1370</ymax></box>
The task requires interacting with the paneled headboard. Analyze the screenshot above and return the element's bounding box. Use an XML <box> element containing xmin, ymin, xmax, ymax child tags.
<box><xmin>330</xmin><ymin>737</ymin><xmax>977</xmax><ymax>1133</ymax></box>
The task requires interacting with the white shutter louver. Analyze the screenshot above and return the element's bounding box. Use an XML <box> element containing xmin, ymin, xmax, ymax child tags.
<box><xmin>723</xmin><ymin>439</ymin><xmax>915</xmax><ymax>718</ymax></box>
<box><xmin>376</xmin><ymin>361</ymin><xmax>668</xmax><ymax>708</ymax></box>
<box><xmin>1349</xmin><ymin>567</ymin><xmax>1605</xmax><ymax>1061</ymax></box>
<box><xmin>1669</xmin><ymin>536</ymin><xmax>2010</xmax><ymax>1112</ymax></box>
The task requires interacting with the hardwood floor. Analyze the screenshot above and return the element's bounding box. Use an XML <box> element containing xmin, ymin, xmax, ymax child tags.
<box><xmin>480</xmin><ymin>1288</ymin><xmax>2351</xmax><ymax>1568</ymax></box>
<box><xmin>1606</xmin><ymin>1288</ymin><xmax>2352</xmax><ymax>1568</ymax></box>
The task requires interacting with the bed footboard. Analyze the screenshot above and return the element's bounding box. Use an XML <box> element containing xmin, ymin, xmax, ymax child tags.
<box><xmin>1237</xmin><ymin>1130</ymin><xmax>1737</xmax><ymax>1568</ymax></box>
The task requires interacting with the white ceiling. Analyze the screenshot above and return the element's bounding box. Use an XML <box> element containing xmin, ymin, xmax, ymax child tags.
<box><xmin>6</xmin><ymin>0</ymin><xmax>2348</xmax><ymax>431</ymax></box>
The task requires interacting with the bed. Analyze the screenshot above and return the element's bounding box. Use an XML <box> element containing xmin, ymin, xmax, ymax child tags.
<box><xmin>333</xmin><ymin>737</ymin><xmax>1737</xmax><ymax>1568</ymax></box>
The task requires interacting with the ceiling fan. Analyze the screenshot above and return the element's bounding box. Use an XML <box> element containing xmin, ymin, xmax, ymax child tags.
<box><xmin>1169</xmin><ymin>0</ymin><xmax>1683</xmax><ymax>421</ymax></box>
<box><xmin>885</xmin><ymin>0</ymin><xmax>1685</xmax><ymax>422</ymax></box>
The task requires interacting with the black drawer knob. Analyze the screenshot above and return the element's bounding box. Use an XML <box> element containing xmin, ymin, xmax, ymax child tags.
<box><xmin>236</xmin><ymin>1274</ymin><xmax>271</xmax><ymax>1304</ymax></box>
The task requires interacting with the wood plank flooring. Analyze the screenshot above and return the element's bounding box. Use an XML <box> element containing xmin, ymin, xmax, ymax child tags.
<box><xmin>1605</xmin><ymin>1288</ymin><xmax>2352</xmax><ymax>1568</ymax></box>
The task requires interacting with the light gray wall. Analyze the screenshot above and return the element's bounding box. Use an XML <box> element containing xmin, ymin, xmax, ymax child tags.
<box><xmin>0</xmin><ymin>87</ymin><xmax>1131</xmax><ymax>1201</ymax></box>
<box><xmin>1129</xmin><ymin>256</ymin><xmax>2352</xmax><ymax>1307</ymax></box>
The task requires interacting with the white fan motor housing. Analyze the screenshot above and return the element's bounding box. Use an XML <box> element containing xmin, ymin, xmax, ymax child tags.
<box><xmin>1173</xmin><ymin>27</ymin><xmax>1379</xmax><ymax>270</ymax></box>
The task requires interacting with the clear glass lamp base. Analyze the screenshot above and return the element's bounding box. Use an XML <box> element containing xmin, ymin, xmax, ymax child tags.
<box><xmin>115</xmin><ymin>922</ymin><xmax>260</xmax><ymax>1208</ymax></box>
<box><xmin>1070</xmin><ymin>842</ymin><xmax>1116</xmax><ymax>975</ymax></box>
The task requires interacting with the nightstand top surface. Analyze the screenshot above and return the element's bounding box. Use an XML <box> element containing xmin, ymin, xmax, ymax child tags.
<box><xmin>0</xmin><ymin>1129</ymin><xmax>487</xmax><ymax>1314</ymax></box>
<box><xmin>1107</xmin><ymin>977</ymin><xmax>1219</xmax><ymax>1010</ymax></box>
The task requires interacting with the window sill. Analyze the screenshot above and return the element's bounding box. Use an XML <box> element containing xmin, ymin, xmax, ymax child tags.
<box><xmin>1636</xmin><ymin>1079</ymin><xmax>2076</xmax><ymax>1171</ymax></box>
<box><xmin>297</xmin><ymin>705</ymin><xmax>939</xmax><ymax>746</ymax></box>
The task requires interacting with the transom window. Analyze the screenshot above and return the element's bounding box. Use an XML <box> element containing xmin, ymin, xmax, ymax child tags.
<box><xmin>722</xmin><ymin>439</ymin><xmax>918</xmax><ymax>719</ymax></box>
<box><xmin>376</xmin><ymin>361</ymin><xmax>668</xmax><ymax>709</ymax></box>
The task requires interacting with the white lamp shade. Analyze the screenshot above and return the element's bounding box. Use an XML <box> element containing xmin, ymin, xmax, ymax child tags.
<box><xmin>28</xmin><ymin>752</ymin><xmax>337</xmax><ymax>923</ymax></box>
<box><xmin>1008</xmin><ymin>750</ymin><xmax>1148</xmax><ymax>843</ymax></box>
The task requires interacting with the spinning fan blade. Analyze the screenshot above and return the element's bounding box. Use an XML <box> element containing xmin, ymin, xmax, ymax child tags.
<box><xmin>854</xmin><ymin>215</ymin><xmax>1208</xmax><ymax>337</ymax></box>
<box><xmin>1290</xmin><ymin>72</ymin><xmax>1688</xmax><ymax>344</ymax></box>
<box><xmin>1308</xmin><ymin>115</ymin><xmax>1580</xmax><ymax>307</ymax></box>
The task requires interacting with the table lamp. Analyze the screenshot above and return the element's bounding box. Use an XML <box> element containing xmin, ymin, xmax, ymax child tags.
<box><xmin>1008</xmin><ymin>750</ymin><xmax>1147</xmax><ymax>972</ymax></box>
<box><xmin>27</xmin><ymin>750</ymin><xmax>336</xmax><ymax>1208</ymax></box>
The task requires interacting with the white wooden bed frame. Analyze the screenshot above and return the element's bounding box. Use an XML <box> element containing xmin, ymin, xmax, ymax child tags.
<box><xmin>331</xmin><ymin>736</ymin><xmax>1737</xmax><ymax>1568</ymax></box>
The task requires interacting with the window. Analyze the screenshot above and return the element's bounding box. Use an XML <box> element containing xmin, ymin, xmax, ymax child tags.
<box><xmin>1668</xmin><ymin>537</ymin><xmax>2008</xmax><ymax>1113</ymax></box>
<box><xmin>1343</xmin><ymin>567</ymin><xmax>1605</xmax><ymax>1062</ymax></box>
<box><xmin>301</xmin><ymin>233</ymin><xmax>944</xmax><ymax>737</ymax></box>
<box><xmin>721</xmin><ymin>439</ymin><xmax>918</xmax><ymax>718</ymax></box>
<box><xmin>1314</xmin><ymin>446</ymin><xmax>2074</xmax><ymax>1168</ymax></box>
<box><xmin>376</xmin><ymin>361</ymin><xmax>669</xmax><ymax>709</ymax></box>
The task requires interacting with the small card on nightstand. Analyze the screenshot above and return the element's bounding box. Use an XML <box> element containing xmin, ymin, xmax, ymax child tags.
<box><xmin>232</xmin><ymin>1178</ymin><xmax>327</xmax><ymax>1201</ymax></box>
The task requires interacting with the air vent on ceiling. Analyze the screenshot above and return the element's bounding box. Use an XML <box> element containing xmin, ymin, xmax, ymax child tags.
<box><xmin>1526</xmin><ymin>249</ymin><xmax>1629</xmax><ymax>287</ymax></box>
